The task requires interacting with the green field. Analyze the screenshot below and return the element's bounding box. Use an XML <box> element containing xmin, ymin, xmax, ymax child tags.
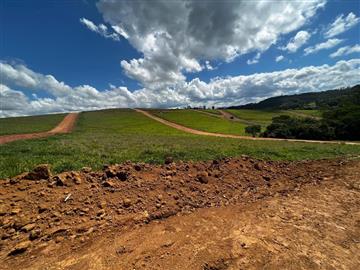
<box><xmin>226</xmin><ymin>109</ymin><xmax>321</xmax><ymax>126</ymax></box>
<box><xmin>1</xmin><ymin>109</ymin><xmax>360</xmax><ymax>178</ymax></box>
<box><xmin>226</xmin><ymin>109</ymin><xmax>288</xmax><ymax>126</ymax></box>
<box><xmin>198</xmin><ymin>109</ymin><xmax>222</xmax><ymax>115</ymax></box>
<box><xmin>0</xmin><ymin>114</ymin><xmax>65</xmax><ymax>135</ymax></box>
<box><xmin>288</xmin><ymin>110</ymin><xmax>322</xmax><ymax>118</ymax></box>
<box><xmin>152</xmin><ymin>109</ymin><xmax>247</xmax><ymax>135</ymax></box>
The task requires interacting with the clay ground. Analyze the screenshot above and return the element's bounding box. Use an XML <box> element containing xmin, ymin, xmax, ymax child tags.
<box><xmin>0</xmin><ymin>113</ymin><xmax>79</xmax><ymax>145</ymax></box>
<box><xmin>1</xmin><ymin>157</ymin><xmax>359</xmax><ymax>269</ymax></box>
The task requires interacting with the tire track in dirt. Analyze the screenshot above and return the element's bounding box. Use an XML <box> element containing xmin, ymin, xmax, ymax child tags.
<box><xmin>0</xmin><ymin>113</ymin><xmax>79</xmax><ymax>145</ymax></box>
<box><xmin>135</xmin><ymin>109</ymin><xmax>360</xmax><ymax>145</ymax></box>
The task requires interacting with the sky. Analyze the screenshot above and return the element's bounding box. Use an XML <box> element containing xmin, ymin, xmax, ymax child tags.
<box><xmin>0</xmin><ymin>0</ymin><xmax>360</xmax><ymax>117</ymax></box>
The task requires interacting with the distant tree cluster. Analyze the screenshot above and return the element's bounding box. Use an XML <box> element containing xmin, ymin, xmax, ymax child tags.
<box><xmin>262</xmin><ymin>86</ymin><xmax>360</xmax><ymax>141</ymax></box>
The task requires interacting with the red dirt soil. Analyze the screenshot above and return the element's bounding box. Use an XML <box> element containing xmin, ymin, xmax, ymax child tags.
<box><xmin>135</xmin><ymin>109</ymin><xmax>360</xmax><ymax>145</ymax></box>
<box><xmin>1</xmin><ymin>157</ymin><xmax>359</xmax><ymax>269</ymax></box>
<box><xmin>0</xmin><ymin>113</ymin><xmax>79</xmax><ymax>145</ymax></box>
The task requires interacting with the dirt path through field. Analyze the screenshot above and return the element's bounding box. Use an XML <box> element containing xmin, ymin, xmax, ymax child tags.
<box><xmin>0</xmin><ymin>113</ymin><xmax>79</xmax><ymax>145</ymax></box>
<box><xmin>135</xmin><ymin>109</ymin><xmax>360</xmax><ymax>145</ymax></box>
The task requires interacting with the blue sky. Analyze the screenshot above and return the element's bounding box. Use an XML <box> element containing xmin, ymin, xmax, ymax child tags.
<box><xmin>0</xmin><ymin>0</ymin><xmax>359</xmax><ymax>117</ymax></box>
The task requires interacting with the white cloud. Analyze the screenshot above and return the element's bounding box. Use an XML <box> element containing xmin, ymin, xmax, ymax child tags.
<box><xmin>330</xmin><ymin>45</ymin><xmax>360</xmax><ymax>58</ymax></box>
<box><xmin>247</xmin><ymin>53</ymin><xmax>261</xmax><ymax>65</ymax></box>
<box><xmin>96</xmin><ymin>0</ymin><xmax>326</xmax><ymax>88</ymax></box>
<box><xmin>281</xmin><ymin>31</ymin><xmax>311</xmax><ymax>53</ymax></box>
<box><xmin>1</xmin><ymin>59</ymin><xmax>359</xmax><ymax>117</ymax></box>
<box><xmin>325</xmin><ymin>12</ymin><xmax>360</xmax><ymax>38</ymax></box>
<box><xmin>275</xmin><ymin>55</ymin><xmax>284</xmax><ymax>62</ymax></box>
<box><xmin>304</xmin><ymin>38</ymin><xmax>344</xmax><ymax>55</ymax></box>
<box><xmin>80</xmin><ymin>17</ymin><xmax>121</xmax><ymax>41</ymax></box>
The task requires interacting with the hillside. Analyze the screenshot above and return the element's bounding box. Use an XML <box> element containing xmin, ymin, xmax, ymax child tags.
<box><xmin>229</xmin><ymin>84</ymin><xmax>360</xmax><ymax>110</ymax></box>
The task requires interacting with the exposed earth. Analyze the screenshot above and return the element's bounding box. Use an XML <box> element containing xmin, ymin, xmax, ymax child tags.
<box><xmin>1</xmin><ymin>156</ymin><xmax>359</xmax><ymax>269</ymax></box>
<box><xmin>0</xmin><ymin>113</ymin><xmax>79</xmax><ymax>145</ymax></box>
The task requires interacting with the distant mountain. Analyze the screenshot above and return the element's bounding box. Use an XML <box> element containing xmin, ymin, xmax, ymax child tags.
<box><xmin>228</xmin><ymin>85</ymin><xmax>360</xmax><ymax>110</ymax></box>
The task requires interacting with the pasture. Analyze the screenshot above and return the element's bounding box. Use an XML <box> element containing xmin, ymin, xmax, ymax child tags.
<box><xmin>1</xmin><ymin>109</ymin><xmax>360</xmax><ymax>178</ymax></box>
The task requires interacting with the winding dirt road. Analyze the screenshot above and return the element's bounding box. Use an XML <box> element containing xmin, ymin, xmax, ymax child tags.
<box><xmin>135</xmin><ymin>109</ymin><xmax>360</xmax><ymax>145</ymax></box>
<box><xmin>0</xmin><ymin>113</ymin><xmax>79</xmax><ymax>145</ymax></box>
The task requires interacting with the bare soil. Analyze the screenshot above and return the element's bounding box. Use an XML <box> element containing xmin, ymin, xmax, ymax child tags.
<box><xmin>1</xmin><ymin>157</ymin><xmax>359</xmax><ymax>269</ymax></box>
<box><xmin>0</xmin><ymin>113</ymin><xmax>79</xmax><ymax>145</ymax></box>
<box><xmin>135</xmin><ymin>109</ymin><xmax>360</xmax><ymax>145</ymax></box>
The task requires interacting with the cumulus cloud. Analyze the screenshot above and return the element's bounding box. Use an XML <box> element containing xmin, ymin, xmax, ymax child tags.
<box><xmin>304</xmin><ymin>38</ymin><xmax>344</xmax><ymax>55</ymax></box>
<box><xmin>247</xmin><ymin>53</ymin><xmax>261</xmax><ymax>65</ymax></box>
<box><xmin>80</xmin><ymin>17</ymin><xmax>121</xmax><ymax>41</ymax></box>
<box><xmin>281</xmin><ymin>31</ymin><xmax>311</xmax><ymax>53</ymax></box>
<box><xmin>1</xmin><ymin>59</ymin><xmax>359</xmax><ymax>117</ymax></box>
<box><xmin>275</xmin><ymin>55</ymin><xmax>285</xmax><ymax>62</ymax></box>
<box><xmin>330</xmin><ymin>45</ymin><xmax>360</xmax><ymax>58</ymax></box>
<box><xmin>325</xmin><ymin>12</ymin><xmax>360</xmax><ymax>38</ymax></box>
<box><xmin>96</xmin><ymin>0</ymin><xmax>326</xmax><ymax>88</ymax></box>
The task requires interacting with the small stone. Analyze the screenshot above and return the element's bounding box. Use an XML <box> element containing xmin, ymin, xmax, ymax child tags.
<box><xmin>11</xmin><ymin>208</ymin><xmax>21</xmax><ymax>215</ymax></box>
<box><xmin>197</xmin><ymin>172</ymin><xmax>209</xmax><ymax>184</ymax></box>
<box><xmin>263</xmin><ymin>176</ymin><xmax>271</xmax><ymax>181</ymax></box>
<box><xmin>117</xmin><ymin>171</ymin><xmax>128</xmax><ymax>181</ymax></box>
<box><xmin>29</xmin><ymin>229</ymin><xmax>42</xmax><ymax>240</ymax></box>
<box><xmin>164</xmin><ymin>156</ymin><xmax>173</xmax><ymax>165</ymax></box>
<box><xmin>102</xmin><ymin>180</ymin><xmax>115</xmax><ymax>188</ymax></box>
<box><xmin>97</xmin><ymin>209</ymin><xmax>106</xmax><ymax>218</ymax></box>
<box><xmin>27</xmin><ymin>164</ymin><xmax>51</xmax><ymax>180</ymax></box>
<box><xmin>72</xmin><ymin>173</ymin><xmax>82</xmax><ymax>185</ymax></box>
<box><xmin>21</xmin><ymin>223</ymin><xmax>35</xmax><ymax>232</ymax></box>
<box><xmin>8</xmin><ymin>240</ymin><xmax>31</xmax><ymax>256</ymax></box>
<box><xmin>254</xmin><ymin>163</ymin><xmax>262</xmax><ymax>171</ymax></box>
<box><xmin>123</xmin><ymin>198</ymin><xmax>132</xmax><ymax>208</ymax></box>
<box><xmin>134</xmin><ymin>164</ymin><xmax>142</xmax><ymax>171</ymax></box>
<box><xmin>81</xmin><ymin>167</ymin><xmax>92</xmax><ymax>173</ymax></box>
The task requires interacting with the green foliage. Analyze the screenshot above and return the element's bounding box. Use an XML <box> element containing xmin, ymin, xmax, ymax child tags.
<box><xmin>245</xmin><ymin>125</ymin><xmax>261</xmax><ymax>137</ymax></box>
<box><xmin>0</xmin><ymin>114</ymin><xmax>65</xmax><ymax>135</ymax></box>
<box><xmin>230</xmin><ymin>85</ymin><xmax>359</xmax><ymax>110</ymax></box>
<box><xmin>263</xmin><ymin>115</ymin><xmax>335</xmax><ymax>140</ymax></box>
<box><xmin>1</xmin><ymin>109</ymin><xmax>359</xmax><ymax>178</ymax></box>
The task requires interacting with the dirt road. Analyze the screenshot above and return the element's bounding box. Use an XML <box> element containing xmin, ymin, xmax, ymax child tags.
<box><xmin>135</xmin><ymin>109</ymin><xmax>360</xmax><ymax>145</ymax></box>
<box><xmin>1</xmin><ymin>157</ymin><xmax>359</xmax><ymax>269</ymax></box>
<box><xmin>0</xmin><ymin>113</ymin><xmax>79</xmax><ymax>145</ymax></box>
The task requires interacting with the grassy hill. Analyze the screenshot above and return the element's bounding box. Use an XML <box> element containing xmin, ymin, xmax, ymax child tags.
<box><xmin>228</xmin><ymin>85</ymin><xmax>360</xmax><ymax>110</ymax></box>
<box><xmin>1</xmin><ymin>109</ymin><xmax>360</xmax><ymax>178</ymax></box>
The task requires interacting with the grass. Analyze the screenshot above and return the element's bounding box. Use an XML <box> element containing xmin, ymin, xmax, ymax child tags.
<box><xmin>226</xmin><ymin>109</ymin><xmax>287</xmax><ymax>126</ymax></box>
<box><xmin>198</xmin><ymin>109</ymin><xmax>222</xmax><ymax>115</ymax></box>
<box><xmin>1</xmin><ymin>109</ymin><xmax>360</xmax><ymax>178</ymax></box>
<box><xmin>152</xmin><ymin>109</ymin><xmax>247</xmax><ymax>135</ymax></box>
<box><xmin>288</xmin><ymin>110</ymin><xmax>322</xmax><ymax>118</ymax></box>
<box><xmin>0</xmin><ymin>114</ymin><xmax>65</xmax><ymax>135</ymax></box>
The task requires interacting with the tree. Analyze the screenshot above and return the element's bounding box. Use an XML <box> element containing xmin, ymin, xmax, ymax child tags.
<box><xmin>245</xmin><ymin>125</ymin><xmax>261</xmax><ymax>137</ymax></box>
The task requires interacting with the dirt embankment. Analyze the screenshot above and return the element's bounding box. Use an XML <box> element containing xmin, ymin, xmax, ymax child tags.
<box><xmin>0</xmin><ymin>113</ymin><xmax>79</xmax><ymax>145</ymax></box>
<box><xmin>1</xmin><ymin>157</ymin><xmax>359</xmax><ymax>269</ymax></box>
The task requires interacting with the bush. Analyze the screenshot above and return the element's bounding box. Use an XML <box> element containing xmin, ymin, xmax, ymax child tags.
<box><xmin>245</xmin><ymin>125</ymin><xmax>261</xmax><ymax>137</ymax></box>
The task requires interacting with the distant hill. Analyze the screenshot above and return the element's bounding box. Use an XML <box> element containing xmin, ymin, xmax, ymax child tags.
<box><xmin>228</xmin><ymin>85</ymin><xmax>360</xmax><ymax>110</ymax></box>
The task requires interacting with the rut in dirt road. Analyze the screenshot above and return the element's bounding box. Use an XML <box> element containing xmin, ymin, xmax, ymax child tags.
<box><xmin>135</xmin><ymin>109</ymin><xmax>360</xmax><ymax>145</ymax></box>
<box><xmin>0</xmin><ymin>113</ymin><xmax>79</xmax><ymax>145</ymax></box>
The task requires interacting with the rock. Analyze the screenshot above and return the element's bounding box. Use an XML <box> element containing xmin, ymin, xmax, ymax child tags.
<box><xmin>197</xmin><ymin>172</ymin><xmax>209</xmax><ymax>184</ymax></box>
<box><xmin>38</xmin><ymin>204</ymin><xmax>49</xmax><ymax>213</ymax></box>
<box><xmin>134</xmin><ymin>164</ymin><xmax>142</xmax><ymax>171</ymax></box>
<box><xmin>0</xmin><ymin>205</ymin><xmax>7</xmax><ymax>216</ymax></box>
<box><xmin>117</xmin><ymin>171</ymin><xmax>128</xmax><ymax>181</ymax></box>
<box><xmin>263</xmin><ymin>176</ymin><xmax>271</xmax><ymax>181</ymax></box>
<box><xmin>81</xmin><ymin>167</ymin><xmax>92</xmax><ymax>173</ymax></box>
<box><xmin>27</xmin><ymin>164</ymin><xmax>51</xmax><ymax>180</ymax></box>
<box><xmin>21</xmin><ymin>223</ymin><xmax>36</xmax><ymax>232</ymax></box>
<box><xmin>11</xmin><ymin>208</ymin><xmax>21</xmax><ymax>215</ymax></box>
<box><xmin>123</xmin><ymin>198</ymin><xmax>132</xmax><ymax>208</ymax></box>
<box><xmin>29</xmin><ymin>229</ymin><xmax>42</xmax><ymax>240</ymax></box>
<box><xmin>164</xmin><ymin>156</ymin><xmax>173</xmax><ymax>165</ymax></box>
<box><xmin>102</xmin><ymin>180</ymin><xmax>115</xmax><ymax>188</ymax></box>
<box><xmin>105</xmin><ymin>167</ymin><xmax>117</xmax><ymax>178</ymax></box>
<box><xmin>8</xmin><ymin>240</ymin><xmax>31</xmax><ymax>256</ymax></box>
<box><xmin>254</xmin><ymin>163</ymin><xmax>262</xmax><ymax>171</ymax></box>
<box><xmin>72</xmin><ymin>172</ymin><xmax>82</xmax><ymax>185</ymax></box>
<box><xmin>53</xmin><ymin>173</ymin><xmax>68</xmax><ymax>186</ymax></box>
<box><xmin>97</xmin><ymin>209</ymin><xmax>106</xmax><ymax>218</ymax></box>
